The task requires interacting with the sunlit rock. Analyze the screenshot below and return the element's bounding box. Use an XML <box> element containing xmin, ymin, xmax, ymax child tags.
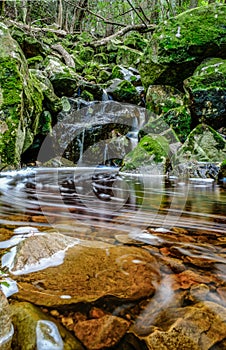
<box><xmin>8</xmin><ymin>232</ymin><xmax>160</xmax><ymax>306</ymax></box>
<box><xmin>11</xmin><ymin>301</ymin><xmax>83</xmax><ymax>349</ymax></box>
<box><xmin>144</xmin><ymin>301</ymin><xmax>226</xmax><ymax>349</ymax></box>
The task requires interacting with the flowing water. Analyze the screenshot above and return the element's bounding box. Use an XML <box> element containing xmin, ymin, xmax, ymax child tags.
<box><xmin>0</xmin><ymin>100</ymin><xmax>226</xmax><ymax>348</ymax></box>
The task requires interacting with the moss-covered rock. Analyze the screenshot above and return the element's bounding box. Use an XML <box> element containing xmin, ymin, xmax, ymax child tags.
<box><xmin>218</xmin><ymin>159</ymin><xmax>226</xmax><ymax>180</ymax></box>
<box><xmin>11</xmin><ymin>302</ymin><xmax>84</xmax><ymax>350</ymax></box>
<box><xmin>184</xmin><ymin>57</ymin><xmax>226</xmax><ymax>129</ymax></box>
<box><xmin>111</xmin><ymin>65</ymin><xmax>141</xmax><ymax>85</ymax></box>
<box><xmin>174</xmin><ymin>124</ymin><xmax>226</xmax><ymax>165</ymax></box>
<box><xmin>0</xmin><ymin>23</ymin><xmax>43</xmax><ymax>168</ymax></box>
<box><xmin>163</xmin><ymin>106</ymin><xmax>192</xmax><ymax>142</ymax></box>
<box><xmin>139</xmin><ymin>4</ymin><xmax>226</xmax><ymax>89</ymax></box>
<box><xmin>44</xmin><ymin>56</ymin><xmax>79</xmax><ymax>97</ymax></box>
<box><xmin>116</xmin><ymin>45</ymin><xmax>142</xmax><ymax>67</ymax></box>
<box><xmin>10</xmin><ymin>26</ymin><xmax>49</xmax><ymax>58</ymax></box>
<box><xmin>30</xmin><ymin>69</ymin><xmax>62</xmax><ymax>115</ymax></box>
<box><xmin>106</xmin><ymin>80</ymin><xmax>139</xmax><ymax>104</ymax></box>
<box><xmin>139</xmin><ymin>114</ymin><xmax>181</xmax><ymax>146</ymax></box>
<box><xmin>123</xmin><ymin>32</ymin><xmax>148</xmax><ymax>51</ymax></box>
<box><xmin>122</xmin><ymin>134</ymin><xmax>170</xmax><ymax>171</ymax></box>
<box><xmin>78</xmin><ymin>46</ymin><xmax>94</xmax><ymax>61</ymax></box>
<box><xmin>146</xmin><ymin>85</ymin><xmax>184</xmax><ymax>114</ymax></box>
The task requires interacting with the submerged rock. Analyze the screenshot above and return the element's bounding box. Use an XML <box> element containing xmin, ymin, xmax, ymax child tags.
<box><xmin>74</xmin><ymin>314</ymin><xmax>130</xmax><ymax>350</ymax></box>
<box><xmin>139</xmin><ymin>4</ymin><xmax>226</xmax><ymax>89</ymax></box>
<box><xmin>11</xmin><ymin>301</ymin><xmax>83</xmax><ymax>349</ymax></box>
<box><xmin>7</xmin><ymin>232</ymin><xmax>160</xmax><ymax>306</ymax></box>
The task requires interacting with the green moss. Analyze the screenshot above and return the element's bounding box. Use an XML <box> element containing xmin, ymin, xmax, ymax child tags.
<box><xmin>163</xmin><ymin>106</ymin><xmax>192</xmax><ymax>142</ymax></box>
<box><xmin>111</xmin><ymin>66</ymin><xmax>124</xmax><ymax>80</ymax></box>
<box><xmin>93</xmin><ymin>53</ymin><xmax>108</xmax><ymax>64</ymax></box>
<box><xmin>81</xmin><ymin>90</ymin><xmax>94</xmax><ymax>101</ymax></box>
<box><xmin>124</xmin><ymin>32</ymin><xmax>148</xmax><ymax>51</ymax></box>
<box><xmin>140</xmin><ymin>4</ymin><xmax>226</xmax><ymax>88</ymax></box>
<box><xmin>122</xmin><ymin>134</ymin><xmax>169</xmax><ymax>170</ymax></box>
<box><xmin>111</xmin><ymin>81</ymin><xmax>139</xmax><ymax>104</ymax></box>
<box><xmin>27</xmin><ymin>55</ymin><xmax>43</xmax><ymax>68</ymax></box>
<box><xmin>79</xmin><ymin>47</ymin><xmax>94</xmax><ymax>62</ymax></box>
<box><xmin>97</xmin><ymin>70</ymin><xmax>111</xmax><ymax>83</ymax></box>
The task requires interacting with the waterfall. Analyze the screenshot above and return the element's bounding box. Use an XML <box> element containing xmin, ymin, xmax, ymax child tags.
<box><xmin>102</xmin><ymin>89</ymin><xmax>110</xmax><ymax>101</ymax></box>
<box><xmin>78</xmin><ymin>129</ymin><xmax>85</xmax><ymax>163</ymax></box>
<box><xmin>103</xmin><ymin>144</ymin><xmax>109</xmax><ymax>164</ymax></box>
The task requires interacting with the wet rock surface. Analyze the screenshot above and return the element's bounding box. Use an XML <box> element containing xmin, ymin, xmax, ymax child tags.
<box><xmin>11</xmin><ymin>301</ymin><xmax>83</xmax><ymax>350</ymax></box>
<box><xmin>74</xmin><ymin>314</ymin><xmax>130</xmax><ymax>350</ymax></box>
<box><xmin>8</xmin><ymin>232</ymin><xmax>160</xmax><ymax>306</ymax></box>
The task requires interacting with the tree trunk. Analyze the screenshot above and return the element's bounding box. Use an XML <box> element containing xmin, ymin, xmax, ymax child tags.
<box><xmin>57</xmin><ymin>0</ymin><xmax>63</xmax><ymax>29</ymax></box>
<box><xmin>0</xmin><ymin>0</ymin><xmax>5</xmax><ymax>17</ymax></box>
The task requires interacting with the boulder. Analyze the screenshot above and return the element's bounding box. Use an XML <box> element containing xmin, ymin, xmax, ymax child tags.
<box><xmin>173</xmin><ymin>124</ymin><xmax>226</xmax><ymax>163</ymax></box>
<box><xmin>139</xmin><ymin>4</ymin><xmax>226</xmax><ymax>90</ymax></box>
<box><xmin>172</xmin><ymin>124</ymin><xmax>226</xmax><ymax>178</ymax></box>
<box><xmin>122</xmin><ymin>134</ymin><xmax>170</xmax><ymax>172</ymax></box>
<box><xmin>6</xmin><ymin>232</ymin><xmax>160</xmax><ymax>306</ymax></box>
<box><xmin>184</xmin><ymin>57</ymin><xmax>226</xmax><ymax>129</ymax></box>
<box><xmin>106</xmin><ymin>79</ymin><xmax>140</xmax><ymax>104</ymax></box>
<box><xmin>0</xmin><ymin>22</ymin><xmax>43</xmax><ymax>168</ymax></box>
<box><xmin>44</xmin><ymin>56</ymin><xmax>80</xmax><ymax>97</ymax></box>
<box><xmin>146</xmin><ymin>85</ymin><xmax>184</xmax><ymax>115</ymax></box>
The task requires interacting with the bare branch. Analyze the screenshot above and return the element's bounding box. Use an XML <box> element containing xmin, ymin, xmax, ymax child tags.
<box><xmin>78</xmin><ymin>6</ymin><xmax>127</xmax><ymax>27</ymax></box>
<box><xmin>125</xmin><ymin>0</ymin><xmax>148</xmax><ymax>27</ymax></box>
<box><xmin>89</xmin><ymin>23</ymin><xmax>156</xmax><ymax>48</ymax></box>
<box><xmin>51</xmin><ymin>44</ymin><xmax>75</xmax><ymax>68</ymax></box>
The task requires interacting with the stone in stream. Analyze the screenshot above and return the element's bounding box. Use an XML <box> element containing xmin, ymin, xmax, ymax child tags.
<box><xmin>6</xmin><ymin>232</ymin><xmax>160</xmax><ymax>306</ymax></box>
<box><xmin>0</xmin><ymin>290</ymin><xmax>14</xmax><ymax>350</ymax></box>
<box><xmin>143</xmin><ymin>301</ymin><xmax>226</xmax><ymax>350</ymax></box>
<box><xmin>10</xmin><ymin>301</ymin><xmax>84</xmax><ymax>349</ymax></box>
<box><xmin>73</xmin><ymin>314</ymin><xmax>130</xmax><ymax>350</ymax></box>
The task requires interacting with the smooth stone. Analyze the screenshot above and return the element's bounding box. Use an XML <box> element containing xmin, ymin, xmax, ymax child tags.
<box><xmin>9</xmin><ymin>232</ymin><xmax>160</xmax><ymax>306</ymax></box>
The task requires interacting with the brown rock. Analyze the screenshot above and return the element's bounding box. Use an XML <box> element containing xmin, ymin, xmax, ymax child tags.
<box><xmin>145</xmin><ymin>301</ymin><xmax>226</xmax><ymax>350</ymax></box>
<box><xmin>10</xmin><ymin>232</ymin><xmax>160</xmax><ymax>306</ymax></box>
<box><xmin>74</xmin><ymin>314</ymin><xmax>130</xmax><ymax>350</ymax></box>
